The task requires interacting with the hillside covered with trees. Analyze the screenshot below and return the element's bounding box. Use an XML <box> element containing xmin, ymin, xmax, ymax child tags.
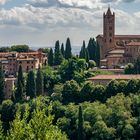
<box><xmin>1</xmin><ymin>38</ymin><xmax>140</xmax><ymax>139</ymax></box>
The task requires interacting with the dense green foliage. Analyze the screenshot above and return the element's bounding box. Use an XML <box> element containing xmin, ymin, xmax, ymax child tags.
<box><xmin>11</xmin><ymin>45</ymin><xmax>30</xmax><ymax>52</ymax></box>
<box><xmin>0</xmin><ymin>66</ymin><xmax>5</xmax><ymax>103</ymax></box>
<box><xmin>0</xmin><ymin>47</ymin><xmax>11</xmax><ymax>52</ymax></box>
<box><xmin>0</xmin><ymin>97</ymin><xmax>68</xmax><ymax>139</ymax></box>
<box><xmin>78</xmin><ymin>106</ymin><xmax>84</xmax><ymax>140</ymax></box>
<box><xmin>1</xmin><ymin>92</ymin><xmax>140</xmax><ymax>139</ymax></box>
<box><xmin>125</xmin><ymin>56</ymin><xmax>140</xmax><ymax>74</ymax></box>
<box><xmin>1</xmin><ymin>37</ymin><xmax>140</xmax><ymax>139</ymax></box>
<box><xmin>58</xmin><ymin>57</ymin><xmax>87</xmax><ymax>83</ymax></box>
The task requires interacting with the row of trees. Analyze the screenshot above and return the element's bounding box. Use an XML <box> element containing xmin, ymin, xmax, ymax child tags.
<box><xmin>48</xmin><ymin>37</ymin><xmax>101</xmax><ymax>67</ymax></box>
<box><xmin>1</xmin><ymin>93</ymin><xmax>140</xmax><ymax>140</ymax></box>
<box><xmin>48</xmin><ymin>38</ymin><xmax>72</xmax><ymax>66</ymax></box>
<box><xmin>79</xmin><ymin>38</ymin><xmax>100</xmax><ymax>66</ymax></box>
<box><xmin>0</xmin><ymin>45</ymin><xmax>30</xmax><ymax>52</ymax></box>
<box><xmin>56</xmin><ymin>78</ymin><xmax>140</xmax><ymax>104</ymax></box>
<box><xmin>14</xmin><ymin>65</ymin><xmax>44</xmax><ymax>102</ymax></box>
<box><xmin>0</xmin><ymin>65</ymin><xmax>44</xmax><ymax>103</ymax></box>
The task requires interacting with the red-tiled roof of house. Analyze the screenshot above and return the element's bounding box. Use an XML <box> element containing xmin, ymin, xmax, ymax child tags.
<box><xmin>88</xmin><ymin>75</ymin><xmax>140</xmax><ymax>80</ymax></box>
<box><xmin>126</xmin><ymin>42</ymin><xmax>140</xmax><ymax>46</ymax></box>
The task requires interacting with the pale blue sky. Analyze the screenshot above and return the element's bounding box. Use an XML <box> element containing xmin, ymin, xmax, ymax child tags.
<box><xmin>0</xmin><ymin>0</ymin><xmax>140</xmax><ymax>46</ymax></box>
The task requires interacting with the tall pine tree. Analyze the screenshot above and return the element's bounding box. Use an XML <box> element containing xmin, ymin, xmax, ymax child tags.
<box><xmin>48</xmin><ymin>48</ymin><xmax>54</xmax><ymax>66</ymax></box>
<box><xmin>26</xmin><ymin>71</ymin><xmax>36</xmax><ymax>99</ymax></box>
<box><xmin>78</xmin><ymin>106</ymin><xmax>84</xmax><ymax>140</ymax></box>
<box><xmin>54</xmin><ymin>40</ymin><xmax>63</xmax><ymax>65</ymax></box>
<box><xmin>15</xmin><ymin>65</ymin><xmax>24</xmax><ymax>102</ymax></box>
<box><xmin>61</xmin><ymin>43</ymin><xmax>65</xmax><ymax>57</ymax></box>
<box><xmin>65</xmin><ymin>38</ymin><xmax>72</xmax><ymax>59</ymax></box>
<box><xmin>36</xmin><ymin>67</ymin><xmax>44</xmax><ymax>96</ymax></box>
<box><xmin>0</xmin><ymin>65</ymin><xmax>5</xmax><ymax>103</ymax></box>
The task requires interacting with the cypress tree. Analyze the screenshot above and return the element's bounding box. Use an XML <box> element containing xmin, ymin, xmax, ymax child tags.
<box><xmin>78</xmin><ymin>106</ymin><xmax>84</xmax><ymax>140</ymax></box>
<box><xmin>96</xmin><ymin>42</ymin><xmax>100</xmax><ymax>67</ymax></box>
<box><xmin>26</xmin><ymin>71</ymin><xmax>36</xmax><ymax>99</ymax></box>
<box><xmin>15</xmin><ymin>82</ymin><xmax>23</xmax><ymax>102</ymax></box>
<box><xmin>15</xmin><ymin>65</ymin><xmax>24</xmax><ymax>102</ymax></box>
<box><xmin>48</xmin><ymin>48</ymin><xmax>54</xmax><ymax>66</ymax></box>
<box><xmin>54</xmin><ymin>40</ymin><xmax>63</xmax><ymax>65</ymax></box>
<box><xmin>17</xmin><ymin>65</ymin><xmax>24</xmax><ymax>87</ymax></box>
<box><xmin>61</xmin><ymin>43</ymin><xmax>65</xmax><ymax>57</ymax></box>
<box><xmin>87</xmin><ymin>38</ymin><xmax>96</xmax><ymax>61</ymax></box>
<box><xmin>36</xmin><ymin>67</ymin><xmax>44</xmax><ymax>96</ymax></box>
<box><xmin>0</xmin><ymin>65</ymin><xmax>5</xmax><ymax>103</ymax></box>
<box><xmin>65</xmin><ymin>37</ymin><xmax>72</xmax><ymax>59</ymax></box>
<box><xmin>79</xmin><ymin>41</ymin><xmax>86</xmax><ymax>59</ymax></box>
<box><xmin>85</xmin><ymin>48</ymin><xmax>89</xmax><ymax>62</ymax></box>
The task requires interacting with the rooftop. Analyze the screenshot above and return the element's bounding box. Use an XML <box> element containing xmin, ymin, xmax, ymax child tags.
<box><xmin>109</xmin><ymin>49</ymin><xmax>125</xmax><ymax>54</ymax></box>
<box><xmin>107</xmin><ymin>54</ymin><xmax>123</xmax><ymax>58</ymax></box>
<box><xmin>126</xmin><ymin>42</ymin><xmax>140</xmax><ymax>46</ymax></box>
<box><xmin>97</xmin><ymin>34</ymin><xmax>140</xmax><ymax>39</ymax></box>
<box><xmin>88</xmin><ymin>75</ymin><xmax>140</xmax><ymax>80</ymax></box>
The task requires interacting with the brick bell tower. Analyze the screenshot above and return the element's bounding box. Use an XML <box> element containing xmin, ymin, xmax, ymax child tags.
<box><xmin>103</xmin><ymin>7</ymin><xmax>115</xmax><ymax>56</ymax></box>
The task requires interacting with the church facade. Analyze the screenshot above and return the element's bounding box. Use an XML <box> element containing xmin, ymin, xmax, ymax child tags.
<box><xmin>96</xmin><ymin>7</ymin><xmax>140</xmax><ymax>69</ymax></box>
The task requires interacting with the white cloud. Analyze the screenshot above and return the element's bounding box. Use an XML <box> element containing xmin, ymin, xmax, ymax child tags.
<box><xmin>29</xmin><ymin>0</ymin><xmax>138</xmax><ymax>9</ymax></box>
<box><xmin>0</xmin><ymin>0</ymin><xmax>10</xmax><ymax>5</ymax></box>
<box><xmin>0</xmin><ymin>0</ymin><xmax>140</xmax><ymax>46</ymax></box>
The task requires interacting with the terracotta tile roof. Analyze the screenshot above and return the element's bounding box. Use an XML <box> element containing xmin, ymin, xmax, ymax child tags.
<box><xmin>88</xmin><ymin>75</ymin><xmax>140</xmax><ymax>80</ymax></box>
<box><xmin>126</xmin><ymin>42</ymin><xmax>140</xmax><ymax>46</ymax></box>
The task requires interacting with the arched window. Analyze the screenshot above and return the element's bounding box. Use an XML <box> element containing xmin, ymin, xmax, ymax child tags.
<box><xmin>110</xmin><ymin>39</ymin><xmax>112</xmax><ymax>42</ymax></box>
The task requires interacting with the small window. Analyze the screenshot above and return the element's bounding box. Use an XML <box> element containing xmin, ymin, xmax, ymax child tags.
<box><xmin>27</xmin><ymin>61</ymin><xmax>30</xmax><ymax>64</ymax></box>
<box><xmin>110</xmin><ymin>39</ymin><xmax>112</xmax><ymax>42</ymax></box>
<box><xmin>109</xmin><ymin>26</ymin><xmax>112</xmax><ymax>30</ymax></box>
<box><xmin>109</xmin><ymin>33</ymin><xmax>112</xmax><ymax>37</ymax></box>
<box><xmin>19</xmin><ymin>61</ymin><xmax>22</xmax><ymax>64</ymax></box>
<box><xmin>27</xmin><ymin>66</ymin><xmax>29</xmax><ymax>72</ymax></box>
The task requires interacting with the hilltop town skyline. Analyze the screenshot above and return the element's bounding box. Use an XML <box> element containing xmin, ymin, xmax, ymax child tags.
<box><xmin>0</xmin><ymin>0</ymin><xmax>140</xmax><ymax>46</ymax></box>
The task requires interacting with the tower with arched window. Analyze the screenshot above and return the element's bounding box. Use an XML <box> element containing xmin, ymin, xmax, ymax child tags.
<box><xmin>103</xmin><ymin>7</ymin><xmax>115</xmax><ymax>53</ymax></box>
